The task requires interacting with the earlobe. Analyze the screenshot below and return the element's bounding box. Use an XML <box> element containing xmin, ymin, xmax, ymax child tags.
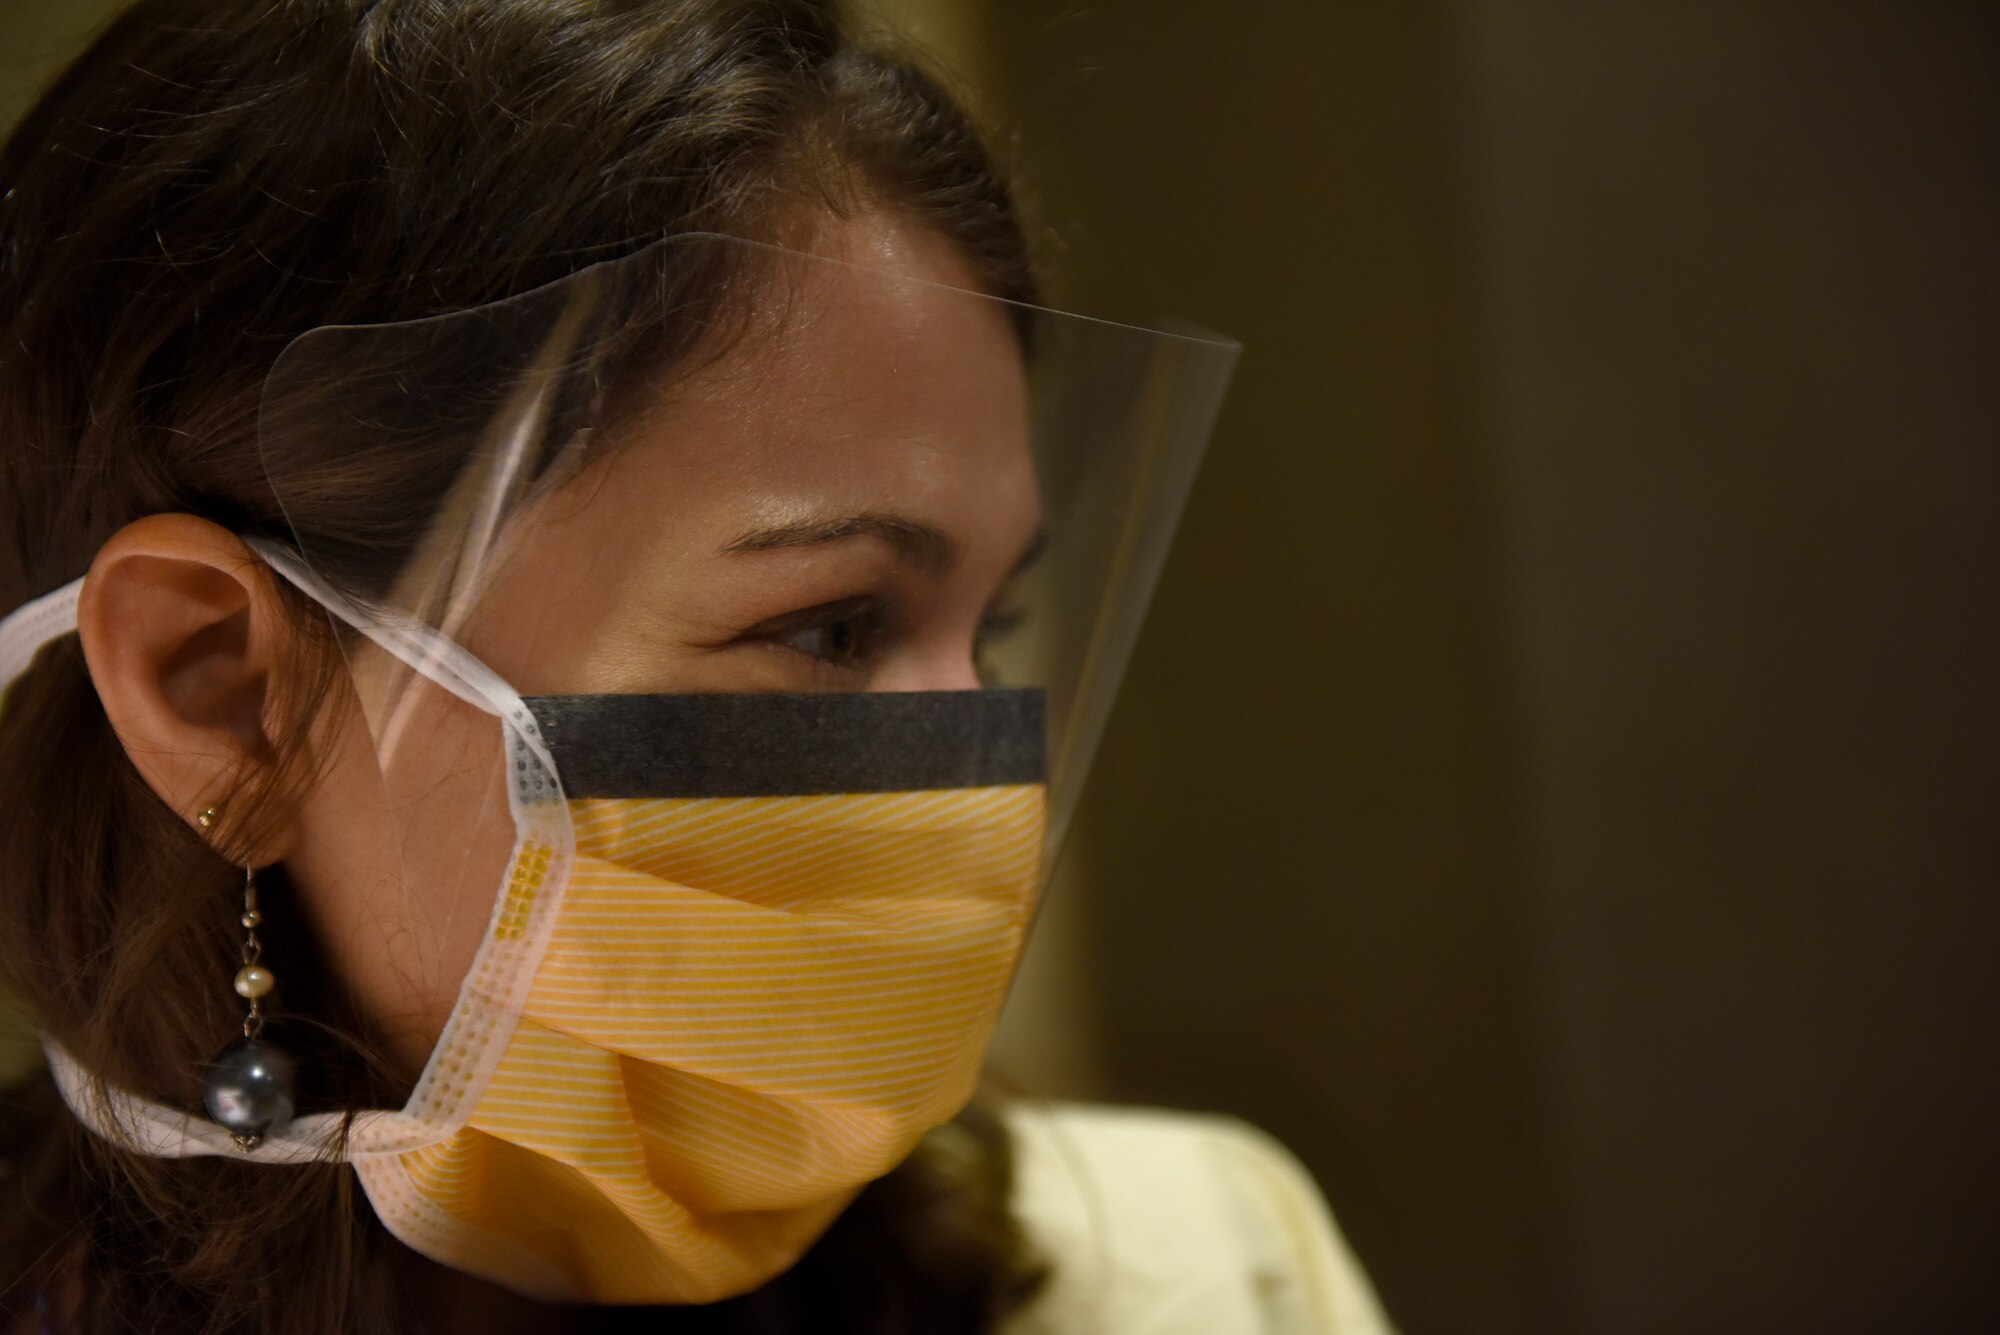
<box><xmin>78</xmin><ymin>515</ymin><xmax>300</xmax><ymax>852</ymax></box>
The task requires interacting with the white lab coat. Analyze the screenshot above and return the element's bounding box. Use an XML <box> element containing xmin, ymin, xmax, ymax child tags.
<box><xmin>1003</xmin><ymin>1104</ymin><xmax>1397</xmax><ymax>1334</ymax></box>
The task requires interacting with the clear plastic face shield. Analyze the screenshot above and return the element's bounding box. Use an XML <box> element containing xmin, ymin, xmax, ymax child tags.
<box><xmin>55</xmin><ymin>229</ymin><xmax>1239</xmax><ymax>1300</ymax></box>
<box><xmin>257</xmin><ymin>230</ymin><xmax>1236</xmax><ymax>847</ymax></box>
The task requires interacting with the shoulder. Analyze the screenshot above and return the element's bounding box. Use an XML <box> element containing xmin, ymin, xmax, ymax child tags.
<box><xmin>999</xmin><ymin>1102</ymin><xmax>1397</xmax><ymax>1335</ymax></box>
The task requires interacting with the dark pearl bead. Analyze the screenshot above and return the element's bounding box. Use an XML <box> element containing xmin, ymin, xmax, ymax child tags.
<box><xmin>201</xmin><ymin>1037</ymin><xmax>297</xmax><ymax>1143</ymax></box>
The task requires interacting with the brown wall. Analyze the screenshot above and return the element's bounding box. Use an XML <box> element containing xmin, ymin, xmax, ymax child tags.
<box><xmin>0</xmin><ymin>0</ymin><xmax>120</xmax><ymax>125</ymax></box>
<box><xmin>967</xmin><ymin>6</ymin><xmax>1551</xmax><ymax>1331</ymax></box>
<box><xmin>969</xmin><ymin>2</ymin><xmax>1999</xmax><ymax>1333</ymax></box>
<box><xmin>1459</xmin><ymin>5</ymin><xmax>1999</xmax><ymax>1331</ymax></box>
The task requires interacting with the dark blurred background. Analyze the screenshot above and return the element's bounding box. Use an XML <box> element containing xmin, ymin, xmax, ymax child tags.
<box><xmin>954</xmin><ymin>4</ymin><xmax>2000</xmax><ymax>1332</ymax></box>
<box><xmin>7</xmin><ymin>3</ymin><xmax>1998</xmax><ymax>1332</ymax></box>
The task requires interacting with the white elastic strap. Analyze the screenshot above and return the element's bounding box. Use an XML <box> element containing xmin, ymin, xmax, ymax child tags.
<box><xmin>244</xmin><ymin>538</ymin><xmax>563</xmax><ymax>795</ymax></box>
<box><xmin>43</xmin><ymin>1036</ymin><xmax>448</xmax><ymax>1161</ymax></box>
<box><xmin>0</xmin><ymin>540</ymin><xmax>536</xmax><ymax>731</ymax></box>
<box><xmin>0</xmin><ymin>543</ymin><xmax>544</xmax><ymax>757</ymax></box>
<box><xmin>249</xmin><ymin>539</ymin><xmax>508</xmax><ymax>723</ymax></box>
<box><xmin>44</xmin><ymin>1032</ymin><xmax>333</xmax><ymax>1161</ymax></box>
<box><xmin>0</xmin><ymin>577</ymin><xmax>82</xmax><ymax>693</ymax></box>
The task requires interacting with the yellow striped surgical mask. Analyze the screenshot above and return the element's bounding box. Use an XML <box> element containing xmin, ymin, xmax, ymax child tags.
<box><xmin>348</xmin><ymin>689</ymin><xmax>1047</xmax><ymax>1300</ymax></box>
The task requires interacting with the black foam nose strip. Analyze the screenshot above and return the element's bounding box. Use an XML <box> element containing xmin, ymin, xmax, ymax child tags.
<box><xmin>522</xmin><ymin>689</ymin><xmax>1047</xmax><ymax>798</ymax></box>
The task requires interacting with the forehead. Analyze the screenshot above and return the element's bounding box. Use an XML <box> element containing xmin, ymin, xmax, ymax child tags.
<box><xmin>462</xmin><ymin>214</ymin><xmax>1036</xmax><ymax>669</ymax></box>
<box><xmin>615</xmin><ymin>213</ymin><xmax>1031</xmax><ymax>529</ymax></box>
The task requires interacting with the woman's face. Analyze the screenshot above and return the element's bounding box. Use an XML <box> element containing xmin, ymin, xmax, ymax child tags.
<box><xmin>284</xmin><ymin>211</ymin><xmax>1040</xmax><ymax>1074</ymax></box>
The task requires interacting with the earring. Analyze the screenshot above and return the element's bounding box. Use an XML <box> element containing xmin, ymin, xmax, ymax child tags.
<box><xmin>196</xmin><ymin>807</ymin><xmax>297</xmax><ymax>1150</ymax></box>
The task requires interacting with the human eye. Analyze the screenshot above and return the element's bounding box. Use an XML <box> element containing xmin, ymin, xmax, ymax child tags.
<box><xmin>750</xmin><ymin>595</ymin><xmax>885</xmax><ymax>672</ymax></box>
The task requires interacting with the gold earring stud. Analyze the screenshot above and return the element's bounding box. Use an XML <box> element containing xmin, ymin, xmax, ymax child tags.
<box><xmin>197</xmin><ymin>806</ymin><xmax>218</xmax><ymax>830</ymax></box>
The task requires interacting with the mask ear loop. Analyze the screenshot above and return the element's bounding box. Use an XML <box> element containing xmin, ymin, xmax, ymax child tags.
<box><xmin>0</xmin><ymin>578</ymin><xmax>82</xmax><ymax>693</ymax></box>
<box><xmin>7</xmin><ymin>541</ymin><xmax>573</xmax><ymax>1165</ymax></box>
<box><xmin>243</xmin><ymin>538</ymin><xmax>580</xmax><ymax>1155</ymax></box>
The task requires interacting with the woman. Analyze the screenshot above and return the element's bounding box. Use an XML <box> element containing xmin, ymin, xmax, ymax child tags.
<box><xmin>0</xmin><ymin>1</ymin><xmax>1393</xmax><ymax>1331</ymax></box>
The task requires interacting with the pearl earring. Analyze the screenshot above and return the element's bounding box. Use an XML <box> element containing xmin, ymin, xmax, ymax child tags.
<box><xmin>195</xmin><ymin>806</ymin><xmax>296</xmax><ymax>1150</ymax></box>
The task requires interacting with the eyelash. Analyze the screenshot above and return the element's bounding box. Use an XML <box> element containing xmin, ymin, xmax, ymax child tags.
<box><xmin>773</xmin><ymin>599</ymin><xmax>883</xmax><ymax>673</ymax></box>
<box><xmin>755</xmin><ymin>597</ymin><xmax>1027</xmax><ymax>675</ymax></box>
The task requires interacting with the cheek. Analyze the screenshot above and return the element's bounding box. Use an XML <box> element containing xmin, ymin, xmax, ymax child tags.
<box><xmin>869</xmin><ymin>639</ymin><xmax>986</xmax><ymax>693</ymax></box>
<box><xmin>282</xmin><ymin>665</ymin><xmax>517</xmax><ymax>1081</ymax></box>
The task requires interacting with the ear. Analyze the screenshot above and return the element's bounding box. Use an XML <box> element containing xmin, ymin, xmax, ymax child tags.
<box><xmin>77</xmin><ymin>515</ymin><xmax>305</xmax><ymax>859</ymax></box>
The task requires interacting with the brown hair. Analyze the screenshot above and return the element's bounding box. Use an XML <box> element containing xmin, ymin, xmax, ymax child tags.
<box><xmin>0</xmin><ymin>1</ymin><xmax>1044</xmax><ymax>1330</ymax></box>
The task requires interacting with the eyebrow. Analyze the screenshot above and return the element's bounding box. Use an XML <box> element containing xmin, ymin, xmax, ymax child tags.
<box><xmin>722</xmin><ymin>511</ymin><xmax>1046</xmax><ymax>579</ymax></box>
<box><xmin>723</xmin><ymin>511</ymin><xmax>959</xmax><ymax>573</ymax></box>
